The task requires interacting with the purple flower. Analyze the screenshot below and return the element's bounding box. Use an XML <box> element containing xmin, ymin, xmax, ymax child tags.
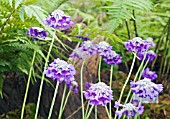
<box><xmin>79</xmin><ymin>41</ymin><xmax>97</xmax><ymax>55</ymax></box>
<box><xmin>97</xmin><ymin>41</ymin><xmax>112</xmax><ymax>56</ymax></box>
<box><xmin>70</xmin><ymin>48</ymin><xmax>85</xmax><ymax>59</ymax></box>
<box><xmin>44</xmin><ymin>9</ymin><xmax>73</xmax><ymax>30</ymax></box>
<box><xmin>138</xmin><ymin>50</ymin><xmax>157</xmax><ymax>62</ymax></box>
<box><xmin>130</xmin><ymin>78</ymin><xmax>163</xmax><ymax>100</ymax></box>
<box><xmin>83</xmin><ymin>82</ymin><xmax>113</xmax><ymax>106</ymax></box>
<box><xmin>103</xmin><ymin>50</ymin><xmax>122</xmax><ymax>65</ymax></box>
<box><xmin>142</xmin><ymin>68</ymin><xmax>158</xmax><ymax>81</ymax></box>
<box><xmin>44</xmin><ymin>58</ymin><xmax>76</xmax><ymax>83</ymax></box>
<box><xmin>144</xmin><ymin>37</ymin><xmax>156</xmax><ymax>48</ymax></box>
<box><xmin>26</xmin><ymin>27</ymin><xmax>48</xmax><ymax>40</ymax></box>
<box><xmin>124</xmin><ymin>37</ymin><xmax>150</xmax><ymax>53</ymax></box>
<box><xmin>67</xmin><ymin>80</ymin><xmax>79</xmax><ymax>93</ymax></box>
<box><xmin>115</xmin><ymin>100</ymin><xmax>144</xmax><ymax>118</ymax></box>
<box><xmin>76</xmin><ymin>36</ymin><xmax>90</xmax><ymax>41</ymax></box>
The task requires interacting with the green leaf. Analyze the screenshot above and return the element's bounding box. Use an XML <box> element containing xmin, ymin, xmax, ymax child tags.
<box><xmin>19</xmin><ymin>6</ymin><xmax>25</xmax><ymax>22</ymax></box>
<box><xmin>15</xmin><ymin>0</ymin><xmax>23</xmax><ymax>9</ymax></box>
<box><xmin>9</xmin><ymin>0</ymin><xmax>13</xmax><ymax>7</ymax></box>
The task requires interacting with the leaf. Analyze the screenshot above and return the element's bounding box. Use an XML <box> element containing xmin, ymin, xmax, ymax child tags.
<box><xmin>15</xmin><ymin>0</ymin><xmax>23</xmax><ymax>9</ymax></box>
<box><xmin>19</xmin><ymin>6</ymin><xmax>25</xmax><ymax>22</ymax></box>
<box><xmin>9</xmin><ymin>0</ymin><xmax>13</xmax><ymax>7</ymax></box>
<box><xmin>0</xmin><ymin>73</ymin><xmax>3</xmax><ymax>98</ymax></box>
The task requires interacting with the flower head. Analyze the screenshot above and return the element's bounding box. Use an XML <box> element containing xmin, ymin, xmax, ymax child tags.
<box><xmin>84</xmin><ymin>82</ymin><xmax>113</xmax><ymax>106</ymax></box>
<box><xmin>67</xmin><ymin>80</ymin><xmax>79</xmax><ymax>93</ymax></box>
<box><xmin>97</xmin><ymin>41</ymin><xmax>112</xmax><ymax>56</ymax></box>
<box><xmin>79</xmin><ymin>41</ymin><xmax>97</xmax><ymax>55</ymax></box>
<box><xmin>142</xmin><ymin>68</ymin><xmax>157</xmax><ymax>81</ymax></box>
<box><xmin>138</xmin><ymin>50</ymin><xmax>157</xmax><ymax>62</ymax></box>
<box><xmin>124</xmin><ymin>37</ymin><xmax>150</xmax><ymax>53</ymax></box>
<box><xmin>44</xmin><ymin>9</ymin><xmax>73</xmax><ymax>30</ymax></box>
<box><xmin>76</xmin><ymin>36</ymin><xmax>90</xmax><ymax>41</ymax></box>
<box><xmin>130</xmin><ymin>78</ymin><xmax>163</xmax><ymax>100</ymax></box>
<box><xmin>115</xmin><ymin>100</ymin><xmax>144</xmax><ymax>118</ymax></box>
<box><xmin>44</xmin><ymin>58</ymin><xmax>76</xmax><ymax>83</ymax></box>
<box><xmin>145</xmin><ymin>37</ymin><xmax>156</xmax><ymax>48</ymax></box>
<box><xmin>70</xmin><ymin>48</ymin><xmax>85</xmax><ymax>59</ymax></box>
<box><xmin>103</xmin><ymin>50</ymin><xmax>122</xmax><ymax>65</ymax></box>
<box><xmin>26</xmin><ymin>27</ymin><xmax>48</xmax><ymax>40</ymax></box>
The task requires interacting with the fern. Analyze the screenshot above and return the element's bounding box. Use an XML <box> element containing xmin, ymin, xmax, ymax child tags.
<box><xmin>101</xmin><ymin>0</ymin><xmax>152</xmax><ymax>32</ymax></box>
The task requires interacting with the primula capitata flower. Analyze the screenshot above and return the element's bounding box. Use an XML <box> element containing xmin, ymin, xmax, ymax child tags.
<box><xmin>97</xmin><ymin>41</ymin><xmax>112</xmax><ymax>56</ymax></box>
<box><xmin>79</xmin><ymin>41</ymin><xmax>97</xmax><ymax>55</ymax></box>
<box><xmin>145</xmin><ymin>37</ymin><xmax>156</xmax><ymax>48</ymax></box>
<box><xmin>44</xmin><ymin>9</ymin><xmax>73</xmax><ymax>30</ymax></box>
<box><xmin>130</xmin><ymin>78</ymin><xmax>163</xmax><ymax>100</ymax></box>
<box><xmin>67</xmin><ymin>80</ymin><xmax>79</xmax><ymax>93</ymax></box>
<box><xmin>70</xmin><ymin>48</ymin><xmax>85</xmax><ymax>60</ymax></box>
<box><xmin>84</xmin><ymin>82</ymin><xmax>113</xmax><ymax>106</ymax></box>
<box><xmin>115</xmin><ymin>100</ymin><xmax>144</xmax><ymax>118</ymax></box>
<box><xmin>26</xmin><ymin>27</ymin><xmax>48</xmax><ymax>40</ymax></box>
<box><xmin>75</xmin><ymin>36</ymin><xmax>90</xmax><ymax>41</ymax></box>
<box><xmin>138</xmin><ymin>50</ymin><xmax>157</xmax><ymax>62</ymax></box>
<box><xmin>124</xmin><ymin>37</ymin><xmax>150</xmax><ymax>53</ymax></box>
<box><xmin>103</xmin><ymin>50</ymin><xmax>122</xmax><ymax>65</ymax></box>
<box><xmin>142</xmin><ymin>68</ymin><xmax>157</xmax><ymax>81</ymax></box>
<box><xmin>44</xmin><ymin>58</ymin><xmax>76</xmax><ymax>83</ymax></box>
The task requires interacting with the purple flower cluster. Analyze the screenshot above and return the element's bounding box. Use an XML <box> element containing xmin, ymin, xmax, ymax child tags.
<box><xmin>142</xmin><ymin>68</ymin><xmax>158</xmax><ymax>81</ymax></box>
<box><xmin>145</xmin><ymin>37</ymin><xmax>156</xmax><ymax>48</ymax></box>
<box><xmin>96</xmin><ymin>41</ymin><xmax>112</xmax><ymax>56</ymax></box>
<box><xmin>70</xmin><ymin>48</ymin><xmax>85</xmax><ymax>59</ymax></box>
<box><xmin>115</xmin><ymin>100</ymin><xmax>144</xmax><ymax>118</ymax></box>
<box><xmin>44</xmin><ymin>9</ymin><xmax>73</xmax><ymax>30</ymax></box>
<box><xmin>76</xmin><ymin>36</ymin><xmax>90</xmax><ymax>41</ymax></box>
<box><xmin>130</xmin><ymin>78</ymin><xmax>163</xmax><ymax>100</ymax></box>
<box><xmin>44</xmin><ymin>58</ymin><xmax>78</xmax><ymax>93</ymax></box>
<box><xmin>84</xmin><ymin>82</ymin><xmax>113</xmax><ymax>106</ymax></box>
<box><xmin>124</xmin><ymin>37</ymin><xmax>150</xmax><ymax>53</ymax></box>
<box><xmin>138</xmin><ymin>50</ymin><xmax>157</xmax><ymax>62</ymax></box>
<box><xmin>79</xmin><ymin>41</ymin><xmax>97</xmax><ymax>55</ymax></box>
<box><xmin>26</xmin><ymin>27</ymin><xmax>48</xmax><ymax>40</ymax></box>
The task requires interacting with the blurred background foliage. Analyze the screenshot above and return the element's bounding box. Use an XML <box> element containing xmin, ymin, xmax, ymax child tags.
<box><xmin>0</xmin><ymin>0</ymin><xmax>170</xmax><ymax>118</ymax></box>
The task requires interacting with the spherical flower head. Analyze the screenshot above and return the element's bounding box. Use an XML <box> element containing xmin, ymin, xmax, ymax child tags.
<box><xmin>83</xmin><ymin>82</ymin><xmax>113</xmax><ymax>106</ymax></box>
<box><xmin>44</xmin><ymin>9</ymin><xmax>74</xmax><ymax>30</ymax></box>
<box><xmin>115</xmin><ymin>100</ymin><xmax>144</xmax><ymax>118</ymax></box>
<box><xmin>145</xmin><ymin>37</ymin><xmax>156</xmax><ymax>47</ymax></box>
<box><xmin>124</xmin><ymin>37</ymin><xmax>149</xmax><ymax>53</ymax></box>
<box><xmin>142</xmin><ymin>68</ymin><xmax>157</xmax><ymax>81</ymax></box>
<box><xmin>97</xmin><ymin>41</ymin><xmax>112</xmax><ymax>56</ymax></box>
<box><xmin>76</xmin><ymin>36</ymin><xmax>90</xmax><ymax>41</ymax></box>
<box><xmin>138</xmin><ymin>50</ymin><xmax>157</xmax><ymax>62</ymax></box>
<box><xmin>69</xmin><ymin>48</ymin><xmax>85</xmax><ymax>59</ymax></box>
<box><xmin>79</xmin><ymin>41</ymin><xmax>97</xmax><ymax>55</ymax></box>
<box><xmin>44</xmin><ymin>58</ymin><xmax>76</xmax><ymax>83</ymax></box>
<box><xmin>130</xmin><ymin>78</ymin><xmax>163</xmax><ymax>100</ymax></box>
<box><xmin>103</xmin><ymin>50</ymin><xmax>122</xmax><ymax>65</ymax></box>
<box><xmin>26</xmin><ymin>27</ymin><xmax>48</xmax><ymax>40</ymax></box>
<box><xmin>67</xmin><ymin>80</ymin><xmax>79</xmax><ymax>93</ymax></box>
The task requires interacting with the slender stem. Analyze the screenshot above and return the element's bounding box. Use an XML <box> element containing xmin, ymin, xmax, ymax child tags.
<box><xmin>61</xmin><ymin>90</ymin><xmax>71</xmax><ymax>114</ymax></box>
<box><xmin>114</xmin><ymin>54</ymin><xmax>136</xmax><ymax>119</ymax></box>
<box><xmin>58</xmin><ymin>85</ymin><xmax>67</xmax><ymax>119</ymax></box>
<box><xmin>109</xmin><ymin>65</ymin><xmax>113</xmax><ymax>119</ymax></box>
<box><xmin>34</xmin><ymin>30</ymin><xmax>56</xmax><ymax>119</ymax></box>
<box><xmin>138</xmin><ymin>58</ymin><xmax>149</xmax><ymax>80</ymax></box>
<box><xmin>105</xmin><ymin>106</ymin><xmax>110</xmax><ymax>119</ymax></box>
<box><xmin>98</xmin><ymin>57</ymin><xmax>102</xmax><ymax>82</ymax></box>
<box><xmin>85</xmin><ymin>101</ymin><xmax>90</xmax><ymax>117</ymax></box>
<box><xmin>81</xmin><ymin>60</ymin><xmax>85</xmax><ymax>119</ymax></box>
<box><xmin>95</xmin><ymin>106</ymin><xmax>97</xmax><ymax>119</ymax></box>
<box><xmin>85</xmin><ymin>105</ymin><xmax>94</xmax><ymax>119</ymax></box>
<box><xmin>47</xmin><ymin>81</ymin><xmax>60</xmax><ymax>119</ymax></box>
<box><xmin>21</xmin><ymin>51</ymin><xmax>36</xmax><ymax>119</ymax></box>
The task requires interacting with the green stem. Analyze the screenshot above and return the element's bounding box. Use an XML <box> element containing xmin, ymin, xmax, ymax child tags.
<box><xmin>114</xmin><ymin>54</ymin><xmax>136</xmax><ymax>119</ymax></box>
<box><xmin>105</xmin><ymin>106</ymin><xmax>110</xmax><ymax>119</ymax></box>
<box><xmin>81</xmin><ymin>60</ymin><xmax>85</xmax><ymax>119</ymax></box>
<box><xmin>61</xmin><ymin>90</ymin><xmax>71</xmax><ymax>113</ymax></box>
<box><xmin>21</xmin><ymin>51</ymin><xmax>36</xmax><ymax>119</ymax></box>
<box><xmin>109</xmin><ymin>65</ymin><xmax>113</xmax><ymax>119</ymax></box>
<box><xmin>138</xmin><ymin>58</ymin><xmax>149</xmax><ymax>80</ymax></box>
<box><xmin>95</xmin><ymin>106</ymin><xmax>97</xmax><ymax>119</ymax></box>
<box><xmin>85</xmin><ymin>101</ymin><xmax>90</xmax><ymax>117</ymax></box>
<box><xmin>58</xmin><ymin>84</ymin><xmax>67</xmax><ymax>119</ymax></box>
<box><xmin>98</xmin><ymin>57</ymin><xmax>102</xmax><ymax>82</ymax></box>
<box><xmin>48</xmin><ymin>81</ymin><xmax>60</xmax><ymax>119</ymax></box>
<box><xmin>85</xmin><ymin>105</ymin><xmax>94</xmax><ymax>119</ymax></box>
<box><xmin>34</xmin><ymin>30</ymin><xmax>56</xmax><ymax>119</ymax></box>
